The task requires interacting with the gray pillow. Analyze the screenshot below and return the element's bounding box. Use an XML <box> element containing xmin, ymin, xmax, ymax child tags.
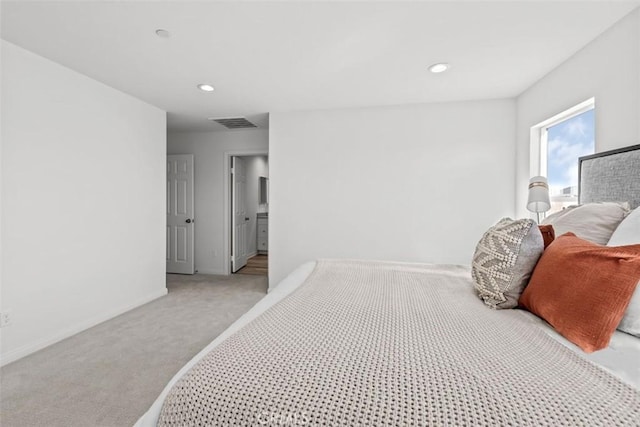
<box><xmin>607</xmin><ymin>207</ymin><xmax>640</xmax><ymax>337</ymax></box>
<box><xmin>541</xmin><ymin>202</ymin><xmax>630</xmax><ymax>245</ymax></box>
<box><xmin>472</xmin><ymin>218</ymin><xmax>544</xmax><ymax>309</ymax></box>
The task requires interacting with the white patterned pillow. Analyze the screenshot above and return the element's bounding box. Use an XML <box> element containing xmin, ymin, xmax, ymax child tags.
<box><xmin>472</xmin><ymin>218</ymin><xmax>544</xmax><ymax>309</ymax></box>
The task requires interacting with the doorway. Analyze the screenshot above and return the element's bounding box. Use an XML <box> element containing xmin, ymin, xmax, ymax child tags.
<box><xmin>228</xmin><ymin>154</ymin><xmax>269</xmax><ymax>277</ymax></box>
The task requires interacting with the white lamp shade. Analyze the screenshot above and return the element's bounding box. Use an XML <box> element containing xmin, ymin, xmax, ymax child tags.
<box><xmin>527</xmin><ymin>176</ymin><xmax>551</xmax><ymax>213</ymax></box>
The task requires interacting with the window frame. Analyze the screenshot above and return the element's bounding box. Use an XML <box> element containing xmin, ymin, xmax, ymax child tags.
<box><xmin>529</xmin><ymin>98</ymin><xmax>595</xmax><ymax>215</ymax></box>
<box><xmin>530</xmin><ymin>97</ymin><xmax>595</xmax><ymax>179</ymax></box>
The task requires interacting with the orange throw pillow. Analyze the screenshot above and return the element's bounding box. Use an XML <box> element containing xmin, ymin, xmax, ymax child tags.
<box><xmin>519</xmin><ymin>232</ymin><xmax>640</xmax><ymax>353</ymax></box>
<box><xmin>538</xmin><ymin>224</ymin><xmax>555</xmax><ymax>249</ymax></box>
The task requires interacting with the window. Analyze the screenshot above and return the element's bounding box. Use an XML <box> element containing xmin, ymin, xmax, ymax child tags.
<box><xmin>531</xmin><ymin>99</ymin><xmax>595</xmax><ymax>215</ymax></box>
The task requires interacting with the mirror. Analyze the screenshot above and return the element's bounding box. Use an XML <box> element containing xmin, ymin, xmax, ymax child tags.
<box><xmin>259</xmin><ymin>176</ymin><xmax>268</xmax><ymax>205</ymax></box>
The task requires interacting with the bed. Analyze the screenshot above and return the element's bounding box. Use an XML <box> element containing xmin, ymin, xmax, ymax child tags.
<box><xmin>136</xmin><ymin>145</ymin><xmax>640</xmax><ymax>426</ymax></box>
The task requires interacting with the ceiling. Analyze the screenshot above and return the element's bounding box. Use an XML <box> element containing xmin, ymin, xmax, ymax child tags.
<box><xmin>2</xmin><ymin>1</ymin><xmax>638</xmax><ymax>131</ymax></box>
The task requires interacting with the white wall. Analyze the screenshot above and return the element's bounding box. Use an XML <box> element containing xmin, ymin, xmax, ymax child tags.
<box><xmin>167</xmin><ymin>130</ymin><xmax>268</xmax><ymax>274</ymax></box>
<box><xmin>269</xmin><ymin>99</ymin><xmax>516</xmax><ymax>286</ymax></box>
<box><xmin>515</xmin><ymin>9</ymin><xmax>640</xmax><ymax>217</ymax></box>
<box><xmin>1</xmin><ymin>41</ymin><xmax>167</xmax><ymax>364</ymax></box>
<box><xmin>243</xmin><ymin>156</ymin><xmax>269</xmax><ymax>256</ymax></box>
<box><xmin>0</xmin><ymin>36</ymin><xmax>4</xmax><ymax>354</ymax></box>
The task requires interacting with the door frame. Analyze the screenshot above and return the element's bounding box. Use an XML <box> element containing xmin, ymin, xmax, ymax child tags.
<box><xmin>223</xmin><ymin>149</ymin><xmax>268</xmax><ymax>275</ymax></box>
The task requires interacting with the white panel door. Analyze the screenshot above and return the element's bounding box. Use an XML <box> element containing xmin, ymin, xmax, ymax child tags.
<box><xmin>167</xmin><ymin>154</ymin><xmax>195</xmax><ymax>274</ymax></box>
<box><xmin>231</xmin><ymin>157</ymin><xmax>249</xmax><ymax>272</ymax></box>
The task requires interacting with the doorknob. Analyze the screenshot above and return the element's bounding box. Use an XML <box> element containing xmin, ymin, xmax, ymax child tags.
<box><xmin>185</xmin><ymin>218</ymin><xmax>192</xmax><ymax>224</ymax></box>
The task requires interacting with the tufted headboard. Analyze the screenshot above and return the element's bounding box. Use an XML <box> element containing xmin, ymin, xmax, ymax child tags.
<box><xmin>579</xmin><ymin>144</ymin><xmax>640</xmax><ymax>210</ymax></box>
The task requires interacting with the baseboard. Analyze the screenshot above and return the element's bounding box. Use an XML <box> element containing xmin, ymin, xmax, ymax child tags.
<box><xmin>196</xmin><ymin>268</ymin><xmax>227</xmax><ymax>275</ymax></box>
<box><xmin>247</xmin><ymin>251</ymin><xmax>258</xmax><ymax>259</ymax></box>
<box><xmin>0</xmin><ymin>288</ymin><xmax>168</xmax><ymax>367</ymax></box>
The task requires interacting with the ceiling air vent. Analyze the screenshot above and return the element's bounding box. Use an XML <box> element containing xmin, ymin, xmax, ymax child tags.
<box><xmin>209</xmin><ymin>117</ymin><xmax>257</xmax><ymax>129</ymax></box>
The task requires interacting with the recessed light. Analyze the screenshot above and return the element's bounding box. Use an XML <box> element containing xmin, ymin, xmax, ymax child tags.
<box><xmin>428</xmin><ymin>63</ymin><xmax>450</xmax><ymax>73</ymax></box>
<box><xmin>197</xmin><ymin>84</ymin><xmax>215</xmax><ymax>92</ymax></box>
<box><xmin>155</xmin><ymin>29</ymin><xmax>171</xmax><ymax>38</ymax></box>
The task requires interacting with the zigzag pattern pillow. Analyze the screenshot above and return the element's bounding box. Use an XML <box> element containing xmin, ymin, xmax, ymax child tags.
<box><xmin>472</xmin><ymin>218</ymin><xmax>544</xmax><ymax>309</ymax></box>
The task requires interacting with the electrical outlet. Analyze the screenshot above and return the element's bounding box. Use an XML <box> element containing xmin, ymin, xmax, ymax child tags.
<box><xmin>0</xmin><ymin>310</ymin><xmax>12</xmax><ymax>327</ymax></box>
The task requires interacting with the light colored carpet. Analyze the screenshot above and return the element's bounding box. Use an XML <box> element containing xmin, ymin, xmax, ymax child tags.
<box><xmin>0</xmin><ymin>273</ymin><xmax>267</xmax><ymax>427</ymax></box>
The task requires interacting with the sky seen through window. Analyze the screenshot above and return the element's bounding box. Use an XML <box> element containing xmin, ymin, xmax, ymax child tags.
<box><xmin>546</xmin><ymin>109</ymin><xmax>595</xmax><ymax>198</ymax></box>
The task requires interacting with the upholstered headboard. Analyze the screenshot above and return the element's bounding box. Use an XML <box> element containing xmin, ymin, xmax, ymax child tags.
<box><xmin>579</xmin><ymin>144</ymin><xmax>640</xmax><ymax>210</ymax></box>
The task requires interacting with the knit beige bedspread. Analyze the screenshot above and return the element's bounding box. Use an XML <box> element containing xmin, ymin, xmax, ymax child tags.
<box><xmin>157</xmin><ymin>260</ymin><xmax>639</xmax><ymax>426</ymax></box>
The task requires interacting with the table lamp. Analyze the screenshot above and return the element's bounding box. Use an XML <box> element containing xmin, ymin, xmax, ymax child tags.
<box><xmin>527</xmin><ymin>176</ymin><xmax>551</xmax><ymax>223</ymax></box>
